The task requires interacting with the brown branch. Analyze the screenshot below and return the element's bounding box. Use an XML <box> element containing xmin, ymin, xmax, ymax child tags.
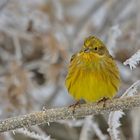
<box><xmin>0</xmin><ymin>95</ymin><xmax>140</xmax><ymax>133</ymax></box>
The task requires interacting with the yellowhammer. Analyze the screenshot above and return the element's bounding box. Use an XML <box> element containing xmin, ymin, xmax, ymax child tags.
<box><xmin>65</xmin><ymin>36</ymin><xmax>120</xmax><ymax>102</ymax></box>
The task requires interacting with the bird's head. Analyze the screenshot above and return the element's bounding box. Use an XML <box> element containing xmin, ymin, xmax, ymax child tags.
<box><xmin>82</xmin><ymin>36</ymin><xmax>109</xmax><ymax>56</ymax></box>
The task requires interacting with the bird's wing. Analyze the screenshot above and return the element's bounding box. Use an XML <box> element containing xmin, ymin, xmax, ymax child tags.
<box><xmin>70</xmin><ymin>53</ymin><xmax>76</xmax><ymax>62</ymax></box>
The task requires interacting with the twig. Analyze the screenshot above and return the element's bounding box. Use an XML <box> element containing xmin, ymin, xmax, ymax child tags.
<box><xmin>0</xmin><ymin>27</ymin><xmax>34</xmax><ymax>41</ymax></box>
<box><xmin>16</xmin><ymin>128</ymin><xmax>50</xmax><ymax>140</ymax></box>
<box><xmin>13</xmin><ymin>36</ymin><xmax>22</xmax><ymax>64</ymax></box>
<box><xmin>0</xmin><ymin>95</ymin><xmax>140</xmax><ymax>133</ymax></box>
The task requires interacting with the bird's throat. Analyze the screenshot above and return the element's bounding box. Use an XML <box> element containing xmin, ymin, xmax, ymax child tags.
<box><xmin>76</xmin><ymin>52</ymin><xmax>104</xmax><ymax>69</ymax></box>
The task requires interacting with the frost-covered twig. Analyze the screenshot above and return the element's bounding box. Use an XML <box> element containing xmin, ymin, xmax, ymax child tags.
<box><xmin>16</xmin><ymin>128</ymin><xmax>51</xmax><ymax>140</ymax></box>
<box><xmin>124</xmin><ymin>50</ymin><xmax>140</xmax><ymax>70</ymax></box>
<box><xmin>79</xmin><ymin>116</ymin><xmax>95</xmax><ymax>140</ymax></box>
<box><xmin>0</xmin><ymin>95</ymin><xmax>140</xmax><ymax>133</ymax></box>
<box><xmin>60</xmin><ymin>116</ymin><xmax>107</xmax><ymax>140</ymax></box>
<box><xmin>79</xmin><ymin>116</ymin><xmax>108</xmax><ymax>140</ymax></box>
<box><xmin>91</xmin><ymin>117</ymin><xmax>108</xmax><ymax>140</ymax></box>
<box><xmin>108</xmin><ymin>80</ymin><xmax>140</xmax><ymax>140</ymax></box>
<box><xmin>108</xmin><ymin>111</ymin><xmax>124</xmax><ymax>140</ymax></box>
<box><xmin>122</xmin><ymin>80</ymin><xmax>140</xmax><ymax>97</ymax></box>
<box><xmin>108</xmin><ymin>50</ymin><xmax>140</xmax><ymax>140</ymax></box>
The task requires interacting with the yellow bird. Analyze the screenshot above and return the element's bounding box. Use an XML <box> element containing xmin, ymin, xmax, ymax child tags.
<box><xmin>65</xmin><ymin>36</ymin><xmax>120</xmax><ymax>102</ymax></box>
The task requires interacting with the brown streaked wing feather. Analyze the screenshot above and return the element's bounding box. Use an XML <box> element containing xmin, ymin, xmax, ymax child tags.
<box><xmin>70</xmin><ymin>54</ymin><xmax>76</xmax><ymax>62</ymax></box>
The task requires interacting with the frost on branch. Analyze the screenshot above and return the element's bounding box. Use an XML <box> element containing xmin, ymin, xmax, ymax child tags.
<box><xmin>16</xmin><ymin>128</ymin><xmax>51</xmax><ymax>140</ymax></box>
<box><xmin>79</xmin><ymin>116</ymin><xmax>108</xmax><ymax>140</ymax></box>
<box><xmin>108</xmin><ymin>80</ymin><xmax>140</xmax><ymax>140</ymax></box>
<box><xmin>122</xmin><ymin>80</ymin><xmax>140</xmax><ymax>97</ymax></box>
<box><xmin>108</xmin><ymin>111</ymin><xmax>124</xmax><ymax>140</ymax></box>
<box><xmin>60</xmin><ymin>116</ymin><xmax>108</xmax><ymax>140</ymax></box>
<box><xmin>124</xmin><ymin>50</ymin><xmax>140</xmax><ymax>70</ymax></box>
<box><xmin>108</xmin><ymin>47</ymin><xmax>140</xmax><ymax>140</ymax></box>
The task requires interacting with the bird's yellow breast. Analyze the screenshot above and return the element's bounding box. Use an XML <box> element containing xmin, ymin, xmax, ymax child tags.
<box><xmin>65</xmin><ymin>53</ymin><xmax>120</xmax><ymax>102</ymax></box>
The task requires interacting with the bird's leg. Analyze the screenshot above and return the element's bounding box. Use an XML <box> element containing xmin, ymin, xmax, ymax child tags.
<box><xmin>69</xmin><ymin>100</ymin><xmax>81</xmax><ymax>114</ymax></box>
<box><xmin>97</xmin><ymin>97</ymin><xmax>109</xmax><ymax>107</ymax></box>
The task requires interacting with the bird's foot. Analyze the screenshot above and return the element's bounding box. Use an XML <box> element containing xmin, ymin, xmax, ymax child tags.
<box><xmin>69</xmin><ymin>100</ymin><xmax>81</xmax><ymax>114</ymax></box>
<box><xmin>97</xmin><ymin>97</ymin><xmax>109</xmax><ymax>107</ymax></box>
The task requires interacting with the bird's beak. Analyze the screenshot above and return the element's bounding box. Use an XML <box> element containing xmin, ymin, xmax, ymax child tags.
<box><xmin>84</xmin><ymin>48</ymin><xmax>90</xmax><ymax>53</ymax></box>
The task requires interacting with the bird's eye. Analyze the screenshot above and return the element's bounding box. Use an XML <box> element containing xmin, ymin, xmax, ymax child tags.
<box><xmin>94</xmin><ymin>47</ymin><xmax>97</xmax><ymax>50</ymax></box>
